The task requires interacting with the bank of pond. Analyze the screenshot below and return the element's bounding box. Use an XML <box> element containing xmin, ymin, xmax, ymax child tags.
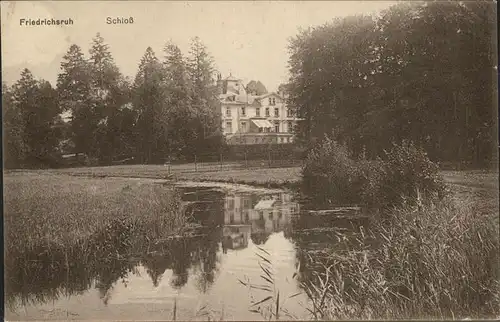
<box><xmin>4</xmin><ymin>177</ymin><xmax>499</xmax><ymax>320</ymax></box>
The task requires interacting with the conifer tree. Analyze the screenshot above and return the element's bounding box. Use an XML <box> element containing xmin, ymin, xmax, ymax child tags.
<box><xmin>88</xmin><ymin>33</ymin><xmax>130</xmax><ymax>162</ymax></box>
<box><xmin>133</xmin><ymin>47</ymin><xmax>166</xmax><ymax>163</ymax></box>
<box><xmin>12</xmin><ymin>69</ymin><xmax>60</xmax><ymax>167</ymax></box>
<box><xmin>186</xmin><ymin>37</ymin><xmax>223</xmax><ymax>157</ymax></box>
<box><xmin>57</xmin><ymin>44</ymin><xmax>96</xmax><ymax>158</ymax></box>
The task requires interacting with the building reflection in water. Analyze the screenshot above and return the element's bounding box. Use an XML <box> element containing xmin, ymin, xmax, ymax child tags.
<box><xmin>222</xmin><ymin>192</ymin><xmax>300</xmax><ymax>251</ymax></box>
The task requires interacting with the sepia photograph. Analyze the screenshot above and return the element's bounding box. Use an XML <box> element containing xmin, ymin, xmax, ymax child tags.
<box><xmin>1</xmin><ymin>0</ymin><xmax>499</xmax><ymax>320</ymax></box>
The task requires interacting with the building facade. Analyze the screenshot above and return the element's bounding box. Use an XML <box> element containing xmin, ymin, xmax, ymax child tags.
<box><xmin>217</xmin><ymin>74</ymin><xmax>300</xmax><ymax>145</ymax></box>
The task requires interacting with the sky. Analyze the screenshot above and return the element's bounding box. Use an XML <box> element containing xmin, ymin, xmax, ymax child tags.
<box><xmin>1</xmin><ymin>1</ymin><xmax>395</xmax><ymax>91</ymax></box>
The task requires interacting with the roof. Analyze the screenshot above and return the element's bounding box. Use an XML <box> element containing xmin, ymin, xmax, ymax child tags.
<box><xmin>251</xmin><ymin>119</ymin><xmax>273</xmax><ymax>128</ymax></box>
<box><xmin>254</xmin><ymin>199</ymin><xmax>276</xmax><ymax>210</ymax></box>
<box><xmin>224</xmin><ymin>74</ymin><xmax>240</xmax><ymax>81</ymax></box>
<box><xmin>219</xmin><ymin>92</ymin><xmax>262</xmax><ymax>105</ymax></box>
<box><xmin>254</xmin><ymin>92</ymin><xmax>284</xmax><ymax>100</ymax></box>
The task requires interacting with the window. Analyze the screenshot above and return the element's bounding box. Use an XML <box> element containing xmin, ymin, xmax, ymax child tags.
<box><xmin>256</xmin><ymin>108</ymin><xmax>260</xmax><ymax>117</ymax></box>
<box><xmin>258</xmin><ymin>128</ymin><xmax>263</xmax><ymax>133</ymax></box>
<box><xmin>240</xmin><ymin>121</ymin><xmax>246</xmax><ymax>132</ymax></box>
<box><xmin>268</xmin><ymin>98</ymin><xmax>272</xmax><ymax>105</ymax></box>
<box><xmin>273</xmin><ymin>98</ymin><xmax>276</xmax><ymax>105</ymax></box>
<box><xmin>287</xmin><ymin>108</ymin><xmax>292</xmax><ymax>117</ymax></box>
<box><xmin>274</xmin><ymin>108</ymin><xmax>279</xmax><ymax>117</ymax></box>
<box><xmin>280</xmin><ymin>138</ymin><xmax>284</xmax><ymax>143</ymax></box>
<box><xmin>265</xmin><ymin>108</ymin><xmax>270</xmax><ymax>117</ymax></box>
<box><xmin>274</xmin><ymin>121</ymin><xmax>280</xmax><ymax>133</ymax></box>
<box><xmin>288</xmin><ymin>121</ymin><xmax>293</xmax><ymax>133</ymax></box>
<box><xmin>226</xmin><ymin>121</ymin><xmax>232</xmax><ymax>133</ymax></box>
<box><xmin>241</xmin><ymin>106</ymin><xmax>246</xmax><ymax>116</ymax></box>
<box><xmin>226</xmin><ymin>107</ymin><xmax>231</xmax><ymax>117</ymax></box>
<box><xmin>228</xmin><ymin>198</ymin><xmax>235</xmax><ymax>209</ymax></box>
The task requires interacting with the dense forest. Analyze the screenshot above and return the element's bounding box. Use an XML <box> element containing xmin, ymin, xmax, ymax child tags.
<box><xmin>3</xmin><ymin>35</ymin><xmax>223</xmax><ymax>168</ymax></box>
<box><xmin>287</xmin><ymin>1</ymin><xmax>497</xmax><ymax>166</ymax></box>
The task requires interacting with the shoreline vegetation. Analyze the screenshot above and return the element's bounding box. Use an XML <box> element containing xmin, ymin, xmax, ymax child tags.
<box><xmin>240</xmin><ymin>140</ymin><xmax>499</xmax><ymax>320</ymax></box>
<box><xmin>4</xmin><ymin>158</ymin><xmax>499</xmax><ymax>319</ymax></box>
<box><xmin>4</xmin><ymin>174</ymin><xmax>192</xmax><ymax>308</ymax></box>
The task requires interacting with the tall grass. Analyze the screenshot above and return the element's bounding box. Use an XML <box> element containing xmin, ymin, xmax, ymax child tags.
<box><xmin>257</xmin><ymin>196</ymin><xmax>499</xmax><ymax>320</ymax></box>
<box><xmin>4</xmin><ymin>174</ymin><xmax>187</xmax><ymax>251</ymax></box>
<box><xmin>239</xmin><ymin>246</ymin><xmax>305</xmax><ymax>321</ymax></box>
<box><xmin>4</xmin><ymin>174</ymin><xmax>189</xmax><ymax>307</ymax></box>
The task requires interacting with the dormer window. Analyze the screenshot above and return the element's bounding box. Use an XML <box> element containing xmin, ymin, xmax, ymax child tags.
<box><xmin>226</xmin><ymin>107</ymin><xmax>231</xmax><ymax>117</ymax></box>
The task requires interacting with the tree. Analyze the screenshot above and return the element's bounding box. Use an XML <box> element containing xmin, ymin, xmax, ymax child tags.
<box><xmin>2</xmin><ymin>82</ymin><xmax>26</xmax><ymax>168</ymax></box>
<box><xmin>11</xmin><ymin>69</ymin><xmax>61</xmax><ymax>167</ymax></box>
<box><xmin>288</xmin><ymin>15</ymin><xmax>378</xmax><ymax>153</ymax></box>
<box><xmin>277</xmin><ymin>83</ymin><xmax>290</xmax><ymax>94</ymax></box>
<box><xmin>287</xmin><ymin>1</ymin><xmax>497</xmax><ymax>165</ymax></box>
<box><xmin>187</xmin><ymin>36</ymin><xmax>216</xmax><ymax>104</ymax></box>
<box><xmin>133</xmin><ymin>47</ymin><xmax>167</xmax><ymax>163</ymax></box>
<box><xmin>186</xmin><ymin>37</ymin><xmax>224</xmax><ymax>159</ymax></box>
<box><xmin>57</xmin><ymin>44</ymin><xmax>96</xmax><ymax>158</ymax></box>
<box><xmin>162</xmin><ymin>41</ymin><xmax>195</xmax><ymax>159</ymax></box>
<box><xmin>88</xmin><ymin>33</ymin><xmax>131</xmax><ymax>163</ymax></box>
<box><xmin>246</xmin><ymin>80</ymin><xmax>268</xmax><ymax>95</ymax></box>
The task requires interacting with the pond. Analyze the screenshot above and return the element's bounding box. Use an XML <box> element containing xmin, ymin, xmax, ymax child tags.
<box><xmin>5</xmin><ymin>182</ymin><xmax>368</xmax><ymax>321</ymax></box>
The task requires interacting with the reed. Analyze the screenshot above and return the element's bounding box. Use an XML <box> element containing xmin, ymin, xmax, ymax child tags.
<box><xmin>243</xmin><ymin>196</ymin><xmax>499</xmax><ymax>320</ymax></box>
<box><xmin>4</xmin><ymin>174</ymin><xmax>188</xmax><ymax>306</ymax></box>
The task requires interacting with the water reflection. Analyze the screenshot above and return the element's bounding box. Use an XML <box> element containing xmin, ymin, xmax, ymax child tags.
<box><xmin>5</xmin><ymin>185</ymin><xmax>306</xmax><ymax>320</ymax></box>
<box><xmin>223</xmin><ymin>192</ymin><xmax>298</xmax><ymax>249</ymax></box>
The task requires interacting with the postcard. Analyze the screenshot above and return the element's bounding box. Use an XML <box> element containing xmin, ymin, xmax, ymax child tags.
<box><xmin>2</xmin><ymin>1</ymin><xmax>498</xmax><ymax>321</ymax></box>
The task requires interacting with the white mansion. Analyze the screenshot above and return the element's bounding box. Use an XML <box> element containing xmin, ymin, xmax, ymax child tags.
<box><xmin>217</xmin><ymin>74</ymin><xmax>300</xmax><ymax>145</ymax></box>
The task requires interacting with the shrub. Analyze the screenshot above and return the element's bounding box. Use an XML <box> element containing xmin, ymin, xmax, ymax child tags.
<box><xmin>371</xmin><ymin>141</ymin><xmax>447</xmax><ymax>209</ymax></box>
<box><xmin>302</xmin><ymin>138</ymin><xmax>445</xmax><ymax>210</ymax></box>
<box><xmin>301</xmin><ymin>137</ymin><xmax>363</xmax><ymax>206</ymax></box>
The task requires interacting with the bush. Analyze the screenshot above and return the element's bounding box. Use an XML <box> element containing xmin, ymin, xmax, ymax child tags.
<box><xmin>302</xmin><ymin>137</ymin><xmax>364</xmax><ymax>206</ymax></box>
<box><xmin>366</xmin><ymin>141</ymin><xmax>447</xmax><ymax>209</ymax></box>
<box><xmin>302</xmin><ymin>138</ymin><xmax>446</xmax><ymax>210</ymax></box>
